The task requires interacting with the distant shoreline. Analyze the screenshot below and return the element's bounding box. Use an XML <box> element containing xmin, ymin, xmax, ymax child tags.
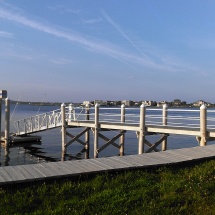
<box><xmin>7</xmin><ymin>100</ymin><xmax>215</xmax><ymax>108</ymax></box>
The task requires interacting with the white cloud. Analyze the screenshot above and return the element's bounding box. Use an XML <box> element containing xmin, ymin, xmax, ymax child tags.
<box><xmin>0</xmin><ymin>30</ymin><xmax>14</xmax><ymax>38</ymax></box>
<box><xmin>0</xmin><ymin>6</ymin><xmax>197</xmax><ymax>74</ymax></box>
<box><xmin>48</xmin><ymin>4</ymin><xmax>81</xmax><ymax>15</ymax></box>
<box><xmin>82</xmin><ymin>17</ymin><xmax>102</xmax><ymax>25</ymax></box>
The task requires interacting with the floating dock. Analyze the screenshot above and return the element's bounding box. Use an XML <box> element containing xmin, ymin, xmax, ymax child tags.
<box><xmin>1</xmin><ymin>132</ymin><xmax>41</xmax><ymax>144</ymax></box>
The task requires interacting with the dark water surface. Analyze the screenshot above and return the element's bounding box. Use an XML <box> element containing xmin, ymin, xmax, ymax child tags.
<box><xmin>0</xmin><ymin>104</ymin><xmax>213</xmax><ymax>167</ymax></box>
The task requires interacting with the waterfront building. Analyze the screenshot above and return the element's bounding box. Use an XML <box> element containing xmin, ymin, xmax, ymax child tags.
<box><xmin>157</xmin><ymin>101</ymin><xmax>169</xmax><ymax>107</ymax></box>
<box><xmin>193</xmin><ymin>100</ymin><xmax>206</xmax><ymax>107</ymax></box>
<box><xmin>94</xmin><ymin>100</ymin><xmax>106</xmax><ymax>106</ymax></box>
<box><xmin>142</xmin><ymin>100</ymin><xmax>157</xmax><ymax>106</ymax></box>
<box><xmin>83</xmin><ymin>101</ymin><xmax>91</xmax><ymax>106</ymax></box>
<box><xmin>121</xmin><ymin>100</ymin><xmax>133</xmax><ymax>106</ymax></box>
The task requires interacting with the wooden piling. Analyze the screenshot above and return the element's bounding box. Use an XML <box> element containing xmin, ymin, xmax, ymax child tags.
<box><xmin>4</xmin><ymin>98</ymin><xmax>10</xmax><ymax>155</ymax></box>
<box><xmin>94</xmin><ymin>104</ymin><xmax>99</xmax><ymax>158</ymax></box>
<box><xmin>0</xmin><ymin>99</ymin><xmax>2</xmax><ymax>144</ymax></box>
<box><xmin>120</xmin><ymin>104</ymin><xmax>125</xmax><ymax>156</ymax></box>
<box><xmin>85</xmin><ymin>103</ymin><xmax>90</xmax><ymax>159</ymax></box>
<box><xmin>162</xmin><ymin>104</ymin><xmax>168</xmax><ymax>151</ymax></box>
<box><xmin>138</xmin><ymin>104</ymin><xmax>145</xmax><ymax>154</ymax></box>
<box><xmin>0</xmin><ymin>90</ymin><xmax>6</xmax><ymax>144</ymax></box>
<box><xmin>200</xmin><ymin>104</ymin><xmax>207</xmax><ymax>146</ymax></box>
<box><xmin>61</xmin><ymin>103</ymin><xmax>67</xmax><ymax>160</ymax></box>
<box><xmin>68</xmin><ymin>103</ymin><xmax>76</xmax><ymax>121</ymax></box>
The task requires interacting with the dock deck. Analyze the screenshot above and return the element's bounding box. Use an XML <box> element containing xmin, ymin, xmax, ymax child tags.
<box><xmin>1</xmin><ymin>144</ymin><xmax>215</xmax><ymax>186</ymax></box>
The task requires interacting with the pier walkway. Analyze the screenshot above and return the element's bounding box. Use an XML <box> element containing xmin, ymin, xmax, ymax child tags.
<box><xmin>11</xmin><ymin>103</ymin><xmax>215</xmax><ymax>158</ymax></box>
<box><xmin>0</xmin><ymin>144</ymin><xmax>215</xmax><ymax>186</ymax></box>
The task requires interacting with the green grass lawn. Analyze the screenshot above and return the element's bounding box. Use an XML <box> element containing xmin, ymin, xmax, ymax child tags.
<box><xmin>1</xmin><ymin>159</ymin><xmax>215</xmax><ymax>215</ymax></box>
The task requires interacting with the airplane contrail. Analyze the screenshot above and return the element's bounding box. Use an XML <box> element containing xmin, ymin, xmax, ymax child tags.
<box><xmin>102</xmin><ymin>10</ymin><xmax>149</xmax><ymax>59</ymax></box>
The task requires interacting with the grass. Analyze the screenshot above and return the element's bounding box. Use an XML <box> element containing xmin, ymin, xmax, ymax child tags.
<box><xmin>1</xmin><ymin>159</ymin><xmax>215</xmax><ymax>215</ymax></box>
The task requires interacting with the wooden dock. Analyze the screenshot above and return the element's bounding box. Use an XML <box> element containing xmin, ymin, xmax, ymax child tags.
<box><xmin>9</xmin><ymin>103</ymin><xmax>215</xmax><ymax>160</ymax></box>
<box><xmin>1</xmin><ymin>144</ymin><xmax>215</xmax><ymax>186</ymax></box>
<box><xmin>1</xmin><ymin>102</ymin><xmax>215</xmax><ymax>187</ymax></box>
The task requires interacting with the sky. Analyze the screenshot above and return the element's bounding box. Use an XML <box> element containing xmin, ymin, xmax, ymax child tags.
<box><xmin>0</xmin><ymin>0</ymin><xmax>215</xmax><ymax>103</ymax></box>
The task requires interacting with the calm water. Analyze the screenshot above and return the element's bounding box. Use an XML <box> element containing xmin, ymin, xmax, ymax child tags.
<box><xmin>0</xmin><ymin>104</ymin><xmax>214</xmax><ymax>167</ymax></box>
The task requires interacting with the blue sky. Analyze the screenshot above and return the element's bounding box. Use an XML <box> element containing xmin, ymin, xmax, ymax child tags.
<box><xmin>0</xmin><ymin>0</ymin><xmax>215</xmax><ymax>103</ymax></box>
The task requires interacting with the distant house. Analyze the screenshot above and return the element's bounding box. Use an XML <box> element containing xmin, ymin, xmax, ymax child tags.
<box><xmin>193</xmin><ymin>100</ymin><xmax>213</xmax><ymax>107</ymax></box>
<box><xmin>121</xmin><ymin>100</ymin><xmax>133</xmax><ymax>106</ymax></box>
<box><xmin>94</xmin><ymin>100</ymin><xmax>106</xmax><ymax>106</ymax></box>
<box><xmin>106</xmin><ymin>101</ymin><xmax>117</xmax><ymax>106</ymax></box>
<box><xmin>157</xmin><ymin>101</ymin><xmax>169</xmax><ymax>107</ymax></box>
<box><xmin>142</xmin><ymin>100</ymin><xmax>157</xmax><ymax>106</ymax></box>
<box><xmin>172</xmin><ymin>99</ymin><xmax>186</xmax><ymax>106</ymax></box>
<box><xmin>207</xmin><ymin>102</ymin><xmax>212</xmax><ymax>107</ymax></box>
<box><xmin>82</xmin><ymin>101</ymin><xmax>91</xmax><ymax>106</ymax></box>
<box><xmin>173</xmin><ymin>99</ymin><xmax>181</xmax><ymax>106</ymax></box>
<box><xmin>193</xmin><ymin>100</ymin><xmax>206</xmax><ymax>107</ymax></box>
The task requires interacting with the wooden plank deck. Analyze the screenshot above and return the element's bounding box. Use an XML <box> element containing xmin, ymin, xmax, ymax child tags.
<box><xmin>1</xmin><ymin>144</ymin><xmax>215</xmax><ymax>186</ymax></box>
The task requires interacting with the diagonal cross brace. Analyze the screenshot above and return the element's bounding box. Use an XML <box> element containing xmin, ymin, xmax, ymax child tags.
<box><xmin>98</xmin><ymin>131</ymin><xmax>126</xmax><ymax>153</ymax></box>
<box><xmin>145</xmin><ymin>134</ymin><xmax>168</xmax><ymax>153</ymax></box>
<box><xmin>65</xmin><ymin>128</ymin><xmax>90</xmax><ymax>147</ymax></box>
<box><xmin>144</xmin><ymin>139</ymin><xmax>159</xmax><ymax>152</ymax></box>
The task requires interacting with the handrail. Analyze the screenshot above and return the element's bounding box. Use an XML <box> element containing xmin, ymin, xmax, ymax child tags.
<box><xmin>13</xmin><ymin>104</ymin><xmax>215</xmax><ymax>137</ymax></box>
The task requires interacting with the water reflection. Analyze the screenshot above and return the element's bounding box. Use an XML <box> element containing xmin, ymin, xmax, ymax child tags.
<box><xmin>0</xmin><ymin>147</ymin><xmax>10</xmax><ymax>166</ymax></box>
<box><xmin>23</xmin><ymin>145</ymin><xmax>59</xmax><ymax>162</ymax></box>
<box><xmin>1</xmin><ymin>142</ymin><xmax>55</xmax><ymax>166</ymax></box>
<box><xmin>0</xmin><ymin>141</ymin><xmax>87</xmax><ymax>167</ymax></box>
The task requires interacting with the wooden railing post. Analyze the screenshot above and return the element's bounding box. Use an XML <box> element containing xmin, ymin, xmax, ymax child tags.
<box><xmin>31</xmin><ymin>117</ymin><xmax>33</xmax><ymax>132</ymax></box>
<box><xmin>24</xmin><ymin>119</ymin><xmax>26</xmax><ymax>134</ymax></box>
<box><xmin>94</xmin><ymin>103</ymin><xmax>99</xmax><ymax>158</ymax></box>
<box><xmin>200</xmin><ymin>104</ymin><xmax>207</xmax><ymax>146</ymax></box>
<box><xmin>138</xmin><ymin>104</ymin><xmax>145</xmax><ymax>154</ymax></box>
<box><xmin>17</xmin><ymin>121</ymin><xmax>20</xmax><ymax>135</ymax></box>
<box><xmin>53</xmin><ymin>111</ymin><xmax>56</xmax><ymax>126</ymax></box>
<box><xmin>68</xmin><ymin>103</ymin><xmax>73</xmax><ymax>122</ymax></box>
<box><xmin>37</xmin><ymin>115</ymin><xmax>40</xmax><ymax>130</ymax></box>
<box><xmin>120</xmin><ymin>104</ymin><xmax>125</xmax><ymax>156</ymax></box>
<box><xmin>45</xmin><ymin>113</ymin><xmax>48</xmax><ymax>129</ymax></box>
<box><xmin>61</xmin><ymin>103</ymin><xmax>67</xmax><ymax>160</ymax></box>
<box><xmin>4</xmin><ymin>98</ymin><xmax>10</xmax><ymax>155</ymax></box>
<box><xmin>0</xmin><ymin>99</ymin><xmax>2</xmax><ymax>144</ymax></box>
<box><xmin>162</xmin><ymin>104</ymin><xmax>168</xmax><ymax>151</ymax></box>
<box><xmin>85</xmin><ymin>103</ymin><xmax>90</xmax><ymax>159</ymax></box>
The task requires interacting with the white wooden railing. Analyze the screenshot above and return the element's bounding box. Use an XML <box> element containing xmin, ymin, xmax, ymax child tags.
<box><xmin>14</xmin><ymin>103</ymin><xmax>215</xmax><ymax>138</ymax></box>
<box><xmin>14</xmin><ymin>108</ymin><xmax>62</xmax><ymax>135</ymax></box>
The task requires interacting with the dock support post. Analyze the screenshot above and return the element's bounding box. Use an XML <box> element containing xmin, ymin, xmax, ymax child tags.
<box><xmin>4</xmin><ymin>98</ymin><xmax>10</xmax><ymax>155</ymax></box>
<box><xmin>200</xmin><ymin>104</ymin><xmax>207</xmax><ymax>146</ymax></box>
<box><xmin>0</xmin><ymin>90</ymin><xmax>7</xmax><ymax>144</ymax></box>
<box><xmin>85</xmin><ymin>103</ymin><xmax>90</xmax><ymax>159</ymax></box>
<box><xmin>162</xmin><ymin>104</ymin><xmax>168</xmax><ymax>151</ymax></box>
<box><xmin>138</xmin><ymin>104</ymin><xmax>145</xmax><ymax>154</ymax></box>
<box><xmin>61</xmin><ymin>103</ymin><xmax>67</xmax><ymax>161</ymax></box>
<box><xmin>68</xmin><ymin>103</ymin><xmax>75</xmax><ymax>122</ymax></box>
<box><xmin>94</xmin><ymin>103</ymin><xmax>99</xmax><ymax>158</ymax></box>
<box><xmin>120</xmin><ymin>104</ymin><xmax>125</xmax><ymax>156</ymax></box>
<box><xmin>0</xmin><ymin>98</ymin><xmax>2</xmax><ymax>144</ymax></box>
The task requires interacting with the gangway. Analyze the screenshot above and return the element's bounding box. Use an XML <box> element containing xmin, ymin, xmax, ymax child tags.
<box><xmin>14</xmin><ymin>104</ymin><xmax>85</xmax><ymax>136</ymax></box>
<box><xmin>14</xmin><ymin>108</ymin><xmax>63</xmax><ymax>136</ymax></box>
